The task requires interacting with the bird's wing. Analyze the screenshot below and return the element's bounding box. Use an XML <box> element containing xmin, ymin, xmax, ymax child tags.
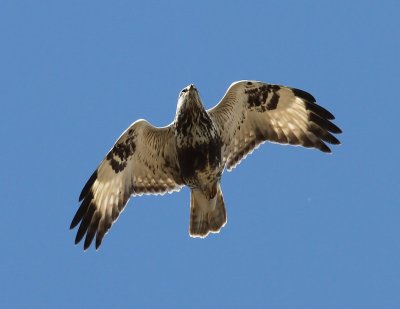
<box><xmin>208</xmin><ymin>80</ymin><xmax>342</xmax><ymax>171</ymax></box>
<box><xmin>70</xmin><ymin>119</ymin><xmax>184</xmax><ymax>250</ymax></box>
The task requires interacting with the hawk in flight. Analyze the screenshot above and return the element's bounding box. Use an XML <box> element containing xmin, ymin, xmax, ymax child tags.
<box><xmin>70</xmin><ymin>80</ymin><xmax>341</xmax><ymax>250</ymax></box>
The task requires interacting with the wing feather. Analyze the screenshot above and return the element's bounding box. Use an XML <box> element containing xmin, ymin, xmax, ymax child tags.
<box><xmin>208</xmin><ymin>80</ymin><xmax>342</xmax><ymax>171</ymax></box>
<box><xmin>70</xmin><ymin>120</ymin><xmax>183</xmax><ymax>250</ymax></box>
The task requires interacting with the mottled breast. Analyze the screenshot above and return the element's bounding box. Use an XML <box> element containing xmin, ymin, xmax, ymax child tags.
<box><xmin>175</xmin><ymin>107</ymin><xmax>222</xmax><ymax>186</ymax></box>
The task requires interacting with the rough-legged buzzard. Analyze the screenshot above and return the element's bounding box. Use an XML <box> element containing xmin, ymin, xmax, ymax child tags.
<box><xmin>70</xmin><ymin>81</ymin><xmax>342</xmax><ymax>250</ymax></box>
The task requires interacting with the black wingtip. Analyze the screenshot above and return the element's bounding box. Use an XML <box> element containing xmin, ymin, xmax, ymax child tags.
<box><xmin>320</xmin><ymin>143</ymin><xmax>332</xmax><ymax>153</ymax></box>
<box><xmin>95</xmin><ymin>230</ymin><xmax>104</xmax><ymax>250</ymax></box>
<box><xmin>70</xmin><ymin>191</ymin><xmax>93</xmax><ymax>230</ymax></box>
<box><xmin>74</xmin><ymin>203</ymin><xmax>96</xmax><ymax>245</ymax></box>
<box><xmin>325</xmin><ymin>133</ymin><xmax>341</xmax><ymax>145</ymax></box>
<box><xmin>83</xmin><ymin>241</ymin><xmax>90</xmax><ymax>251</ymax></box>
<box><xmin>95</xmin><ymin>238</ymin><xmax>102</xmax><ymax>250</ymax></box>
<box><xmin>291</xmin><ymin>88</ymin><xmax>316</xmax><ymax>103</ymax></box>
<box><xmin>79</xmin><ymin>170</ymin><xmax>98</xmax><ymax>202</ymax></box>
<box><xmin>305</xmin><ymin>101</ymin><xmax>335</xmax><ymax>121</ymax></box>
<box><xmin>309</xmin><ymin>112</ymin><xmax>342</xmax><ymax>134</ymax></box>
<box><xmin>83</xmin><ymin>212</ymin><xmax>101</xmax><ymax>250</ymax></box>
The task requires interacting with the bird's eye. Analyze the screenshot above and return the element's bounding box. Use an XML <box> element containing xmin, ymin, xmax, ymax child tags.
<box><xmin>180</xmin><ymin>89</ymin><xmax>188</xmax><ymax>97</ymax></box>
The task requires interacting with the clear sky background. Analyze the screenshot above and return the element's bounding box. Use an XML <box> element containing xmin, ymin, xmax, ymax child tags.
<box><xmin>1</xmin><ymin>0</ymin><xmax>399</xmax><ymax>308</ymax></box>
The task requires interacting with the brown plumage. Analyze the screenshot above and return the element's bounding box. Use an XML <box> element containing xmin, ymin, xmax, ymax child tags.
<box><xmin>71</xmin><ymin>81</ymin><xmax>342</xmax><ymax>250</ymax></box>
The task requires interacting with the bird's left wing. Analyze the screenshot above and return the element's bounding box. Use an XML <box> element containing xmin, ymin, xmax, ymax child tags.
<box><xmin>208</xmin><ymin>80</ymin><xmax>342</xmax><ymax>171</ymax></box>
<box><xmin>70</xmin><ymin>120</ymin><xmax>184</xmax><ymax>250</ymax></box>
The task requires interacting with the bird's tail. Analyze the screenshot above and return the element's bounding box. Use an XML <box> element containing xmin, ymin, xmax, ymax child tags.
<box><xmin>189</xmin><ymin>183</ymin><xmax>227</xmax><ymax>238</ymax></box>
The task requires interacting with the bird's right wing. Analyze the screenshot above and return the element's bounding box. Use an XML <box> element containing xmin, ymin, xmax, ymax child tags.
<box><xmin>208</xmin><ymin>80</ymin><xmax>342</xmax><ymax>171</ymax></box>
<box><xmin>70</xmin><ymin>120</ymin><xmax>184</xmax><ymax>250</ymax></box>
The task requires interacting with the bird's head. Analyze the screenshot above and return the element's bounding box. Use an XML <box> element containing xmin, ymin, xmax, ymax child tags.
<box><xmin>176</xmin><ymin>84</ymin><xmax>204</xmax><ymax>115</ymax></box>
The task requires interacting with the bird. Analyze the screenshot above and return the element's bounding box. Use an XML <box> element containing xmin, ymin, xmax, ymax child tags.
<box><xmin>70</xmin><ymin>80</ymin><xmax>342</xmax><ymax>250</ymax></box>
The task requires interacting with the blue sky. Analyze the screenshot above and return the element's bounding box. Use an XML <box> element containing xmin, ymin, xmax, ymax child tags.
<box><xmin>1</xmin><ymin>0</ymin><xmax>399</xmax><ymax>308</ymax></box>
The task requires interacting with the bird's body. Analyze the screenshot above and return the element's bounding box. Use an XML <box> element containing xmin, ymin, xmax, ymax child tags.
<box><xmin>70</xmin><ymin>80</ymin><xmax>342</xmax><ymax>250</ymax></box>
<box><xmin>175</xmin><ymin>85</ymin><xmax>226</xmax><ymax>236</ymax></box>
<box><xmin>175</xmin><ymin>85</ymin><xmax>222</xmax><ymax>192</ymax></box>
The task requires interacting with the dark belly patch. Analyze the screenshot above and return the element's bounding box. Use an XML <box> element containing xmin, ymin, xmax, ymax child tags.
<box><xmin>178</xmin><ymin>139</ymin><xmax>221</xmax><ymax>183</ymax></box>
